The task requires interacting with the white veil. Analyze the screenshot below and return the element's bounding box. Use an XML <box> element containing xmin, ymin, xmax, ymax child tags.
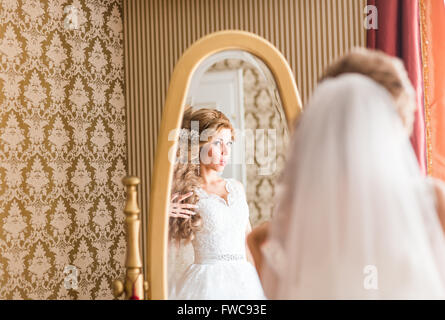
<box><xmin>262</xmin><ymin>74</ymin><xmax>445</xmax><ymax>299</ymax></box>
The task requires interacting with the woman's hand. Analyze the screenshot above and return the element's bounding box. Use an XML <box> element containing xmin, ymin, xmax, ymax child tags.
<box><xmin>169</xmin><ymin>191</ymin><xmax>198</xmax><ymax>219</ymax></box>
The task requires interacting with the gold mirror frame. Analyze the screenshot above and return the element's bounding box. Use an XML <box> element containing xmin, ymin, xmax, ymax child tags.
<box><xmin>147</xmin><ymin>30</ymin><xmax>303</xmax><ymax>299</ymax></box>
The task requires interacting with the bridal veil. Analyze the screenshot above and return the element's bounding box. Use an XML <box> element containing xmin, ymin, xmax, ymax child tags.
<box><xmin>263</xmin><ymin>74</ymin><xmax>445</xmax><ymax>299</ymax></box>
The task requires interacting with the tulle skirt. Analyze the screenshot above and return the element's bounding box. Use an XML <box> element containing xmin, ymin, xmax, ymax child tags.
<box><xmin>170</xmin><ymin>260</ymin><xmax>266</xmax><ymax>300</ymax></box>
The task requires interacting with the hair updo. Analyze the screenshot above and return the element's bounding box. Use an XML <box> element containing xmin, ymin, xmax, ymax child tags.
<box><xmin>320</xmin><ymin>48</ymin><xmax>416</xmax><ymax>135</ymax></box>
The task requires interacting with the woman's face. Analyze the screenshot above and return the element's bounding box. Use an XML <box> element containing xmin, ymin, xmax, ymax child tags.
<box><xmin>200</xmin><ymin>128</ymin><xmax>233</xmax><ymax>172</ymax></box>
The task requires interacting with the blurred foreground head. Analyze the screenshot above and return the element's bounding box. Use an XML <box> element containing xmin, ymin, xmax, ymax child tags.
<box><xmin>263</xmin><ymin>73</ymin><xmax>445</xmax><ymax>299</ymax></box>
<box><xmin>321</xmin><ymin>48</ymin><xmax>416</xmax><ymax>135</ymax></box>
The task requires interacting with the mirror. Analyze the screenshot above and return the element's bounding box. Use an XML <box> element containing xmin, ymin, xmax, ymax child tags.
<box><xmin>166</xmin><ymin>50</ymin><xmax>291</xmax><ymax>299</ymax></box>
<box><xmin>147</xmin><ymin>31</ymin><xmax>302</xmax><ymax>300</ymax></box>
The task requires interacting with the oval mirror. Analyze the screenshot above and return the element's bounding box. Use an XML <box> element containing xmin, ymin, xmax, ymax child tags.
<box><xmin>147</xmin><ymin>31</ymin><xmax>302</xmax><ymax>300</ymax></box>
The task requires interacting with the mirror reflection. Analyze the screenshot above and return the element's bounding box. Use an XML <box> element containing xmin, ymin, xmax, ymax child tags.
<box><xmin>167</xmin><ymin>50</ymin><xmax>289</xmax><ymax>300</ymax></box>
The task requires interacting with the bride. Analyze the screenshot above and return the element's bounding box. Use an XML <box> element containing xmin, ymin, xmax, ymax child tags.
<box><xmin>167</xmin><ymin>106</ymin><xmax>265</xmax><ymax>300</ymax></box>
<box><xmin>249</xmin><ymin>74</ymin><xmax>445</xmax><ymax>299</ymax></box>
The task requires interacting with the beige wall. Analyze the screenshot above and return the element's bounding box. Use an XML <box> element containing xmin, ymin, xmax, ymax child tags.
<box><xmin>0</xmin><ymin>0</ymin><xmax>126</xmax><ymax>299</ymax></box>
<box><xmin>123</xmin><ymin>0</ymin><xmax>367</xmax><ymax>276</ymax></box>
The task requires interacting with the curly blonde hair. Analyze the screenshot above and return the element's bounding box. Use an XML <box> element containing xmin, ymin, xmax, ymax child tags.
<box><xmin>169</xmin><ymin>106</ymin><xmax>235</xmax><ymax>244</ymax></box>
<box><xmin>320</xmin><ymin>48</ymin><xmax>416</xmax><ymax>135</ymax></box>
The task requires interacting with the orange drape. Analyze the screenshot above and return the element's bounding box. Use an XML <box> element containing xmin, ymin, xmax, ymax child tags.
<box><xmin>420</xmin><ymin>0</ymin><xmax>445</xmax><ymax>180</ymax></box>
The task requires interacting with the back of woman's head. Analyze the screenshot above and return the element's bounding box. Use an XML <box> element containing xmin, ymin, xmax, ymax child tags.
<box><xmin>275</xmin><ymin>74</ymin><xmax>405</xmax><ymax>239</ymax></box>
<box><xmin>266</xmin><ymin>74</ymin><xmax>445</xmax><ymax>299</ymax></box>
<box><xmin>320</xmin><ymin>48</ymin><xmax>416</xmax><ymax>135</ymax></box>
<box><xmin>289</xmin><ymin>73</ymin><xmax>407</xmax><ymax>196</ymax></box>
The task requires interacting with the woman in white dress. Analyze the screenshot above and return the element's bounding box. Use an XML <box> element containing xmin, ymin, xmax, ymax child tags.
<box><xmin>249</xmin><ymin>74</ymin><xmax>445</xmax><ymax>299</ymax></box>
<box><xmin>168</xmin><ymin>107</ymin><xmax>265</xmax><ymax>300</ymax></box>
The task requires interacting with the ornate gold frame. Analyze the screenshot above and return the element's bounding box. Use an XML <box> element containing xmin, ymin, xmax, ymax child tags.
<box><xmin>147</xmin><ymin>30</ymin><xmax>303</xmax><ymax>299</ymax></box>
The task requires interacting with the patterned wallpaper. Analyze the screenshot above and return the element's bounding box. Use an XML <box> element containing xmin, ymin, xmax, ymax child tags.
<box><xmin>0</xmin><ymin>0</ymin><xmax>126</xmax><ymax>299</ymax></box>
<box><xmin>208</xmin><ymin>59</ymin><xmax>289</xmax><ymax>227</ymax></box>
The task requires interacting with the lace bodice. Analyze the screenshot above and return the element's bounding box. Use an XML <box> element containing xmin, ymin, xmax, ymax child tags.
<box><xmin>168</xmin><ymin>178</ymin><xmax>266</xmax><ymax>299</ymax></box>
<box><xmin>192</xmin><ymin>178</ymin><xmax>250</xmax><ymax>264</ymax></box>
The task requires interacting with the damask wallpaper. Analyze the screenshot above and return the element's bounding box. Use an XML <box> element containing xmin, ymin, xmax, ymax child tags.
<box><xmin>0</xmin><ymin>0</ymin><xmax>127</xmax><ymax>299</ymax></box>
<box><xmin>208</xmin><ymin>59</ymin><xmax>289</xmax><ymax>227</ymax></box>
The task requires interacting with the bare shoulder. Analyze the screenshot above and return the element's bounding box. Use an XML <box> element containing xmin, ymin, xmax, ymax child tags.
<box><xmin>429</xmin><ymin>177</ymin><xmax>445</xmax><ymax>233</ymax></box>
<box><xmin>428</xmin><ymin>177</ymin><xmax>445</xmax><ymax>199</ymax></box>
<box><xmin>434</xmin><ymin>178</ymin><xmax>445</xmax><ymax>191</ymax></box>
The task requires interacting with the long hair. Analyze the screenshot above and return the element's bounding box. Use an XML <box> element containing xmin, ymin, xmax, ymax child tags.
<box><xmin>169</xmin><ymin>106</ymin><xmax>235</xmax><ymax>244</ymax></box>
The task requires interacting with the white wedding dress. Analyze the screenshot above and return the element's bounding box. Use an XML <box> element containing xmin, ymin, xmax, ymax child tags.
<box><xmin>169</xmin><ymin>178</ymin><xmax>266</xmax><ymax>300</ymax></box>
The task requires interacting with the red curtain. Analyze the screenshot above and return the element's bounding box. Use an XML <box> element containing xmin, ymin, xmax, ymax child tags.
<box><xmin>367</xmin><ymin>0</ymin><xmax>426</xmax><ymax>175</ymax></box>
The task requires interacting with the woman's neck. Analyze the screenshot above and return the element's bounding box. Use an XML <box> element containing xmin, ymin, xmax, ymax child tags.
<box><xmin>200</xmin><ymin>166</ymin><xmax>222</xmax><ymax>185</ymax></box>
